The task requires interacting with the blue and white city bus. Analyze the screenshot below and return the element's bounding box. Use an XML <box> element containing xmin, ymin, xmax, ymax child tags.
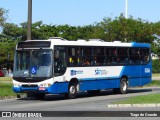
<box><xmin>12</xmin><ymin>37</ymin><xmax>152</xmax><ymax>99</ymax></box>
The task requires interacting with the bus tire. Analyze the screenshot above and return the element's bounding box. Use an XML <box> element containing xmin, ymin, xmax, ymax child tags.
<box><xmin>119</xmin><ymin>77</ymin><xmax>128</xmax><ymax>94</ymax></box>
<box><xmin>67</xmin><ymin>83</ymin><xmax>77</xmax><ymax>99</ymax></box>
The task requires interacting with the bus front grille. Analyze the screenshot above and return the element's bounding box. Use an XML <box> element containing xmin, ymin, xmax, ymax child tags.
<box><xmin>22</xmin><ymin>85</ymin><xmax>38</xmax><ymax>88</ymax></box>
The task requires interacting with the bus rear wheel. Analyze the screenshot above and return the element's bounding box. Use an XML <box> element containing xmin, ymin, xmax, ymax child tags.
<box><xmin>119</xmin><ymin>77</ymin><xmax>128</xmax><ymax>94</ymax></box>
<box><xmin>113</xmin><ymin>77</ymin><xmax>128</xmax><ymax>94</ymax></box>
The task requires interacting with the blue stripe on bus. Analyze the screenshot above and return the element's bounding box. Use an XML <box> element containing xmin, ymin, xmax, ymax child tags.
<box><xmin>79</xmin><ymin>77</ymin><xmax>151</xmax><ymax>91</ymax></box>
<box><xmin>80</xmin><ymin>76</ymin><xmax>119</xmax><ymax>81</ymax></box>
<box><xmin>79</xmin><ymin>79</ymin><xmax>120</xmax><ymax>91</ymax></box>
<box><xmin>47</xmin><ymin>82</ymin><xmax>69</xmax><ymax>94</ymax></box>
<box><xmin>131</xmin><ymin>42</ymin><xmax>150</xmax><ymax>47</ymax></box>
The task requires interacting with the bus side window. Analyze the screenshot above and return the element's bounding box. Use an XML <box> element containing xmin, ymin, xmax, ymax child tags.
<box><xmin>54</xmin><ymin>47</ymin><xmax>67</xmax><ymax>76</ymax></box>
<box><xmin>129</xmin><ymin>48</ymin><xmax>140</xmax><ymax>64</ymax></box>
<box><xmin>76</xmin><ymin>48</ymin><xmax>82</xmax><ymax>65</ymax></box>
<box><xmin>140</xmin><ymin>48</ymin><xmax>150</xmax><ymax>64</ymax></box>
<box><xmin>93</xmin><ymin>47</ymin><xmax>105</xmax><ymax>65</ymax></box>
<box><xmin>68</xmin><ymin>47</ymin><xmax>74</xmax><ymax>66</ymax></box>
<box><xmin>54</xmin><ymin>50</ymin><xmax>59</xmax><ymax>67</ymax></box>
<box><xmin>117</xmin><ymin>48</ymin><xmax>129</xmax><ymax>64</ymax></box>
<box><xmin>68</xmin><ymin>47</ymin><xmax>82</xmax><ymax>66</ymax></box>
<box><xmin>109</xmin><ymin>48</ymin><xmax>117</xmax><ymax>64</ymax></box>
<box><xmin>82</xmin><ymin>47</ymin><xmax>92</xmax><ymax>66</ymax></box>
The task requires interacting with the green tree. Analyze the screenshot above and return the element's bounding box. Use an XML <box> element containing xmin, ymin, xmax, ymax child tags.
<box><xmin>154</xmin><ymin>21</ymin><xmax>160</xmax><ymax>35</ymax></box>
<box><xmin>152</xmin><ymin>59</ymin><xmax>160</xmax><ymax>73</ymax></box>
<box><xmin>93</xmin><ymin>14</ymin><xmax>155</xmax><ymax>43</ymax></box>
<box><xmin>0</xmin><ymin>41</ymin><xmax>15</xmax><ymax>70</ymax></box>
<box><xmin>152</xmin><ymin>22</ymin><xmax>160</xmax><ymax>55</ymax></box>
<box><xmin>0</xmin><ymin>8</ymin><xmax>7</xmax><ymax>27</ymax></box>
<box><xmin>2</xmin><ymin>23</ymin><xmax>24</xmax><ymax>42</ymax></box>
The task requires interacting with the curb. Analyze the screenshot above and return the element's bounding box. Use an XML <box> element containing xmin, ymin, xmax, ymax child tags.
<box><xmin>0</xmin><ymin>94</ymin><xmax>26</xmax><ymax>100</ymax></box>
<box><xmin>0</xmin><ymin>96</ymin><xmax>16</xmax><ymax>100</ymax></box>
<box><xmin>107</xmin><ymin>104</ymin><xmax>160</xmax><ymax>108</ymax></box>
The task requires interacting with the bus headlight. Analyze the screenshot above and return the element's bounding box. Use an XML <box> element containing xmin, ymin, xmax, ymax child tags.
<box><xmin>14</xmin><ymin>83</ymin><xmax>21</xmax><ymax>87</ymax></box>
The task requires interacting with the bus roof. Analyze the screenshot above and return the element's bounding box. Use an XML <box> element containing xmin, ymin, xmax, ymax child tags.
<box><xmin>47</xmin><ymin>37</ymin><xmax>150</xmax><ymax>48</ymax></box>
<box><xmin>19</xmin><ymin>37</ymin><xmax>150</xmax><ymax>49</ymax></box>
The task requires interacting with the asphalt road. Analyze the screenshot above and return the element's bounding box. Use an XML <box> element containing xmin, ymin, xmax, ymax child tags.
<box><xmin>0</xmin><ymin>87</ymin><xmax>160</xmax><ymax>120</ymax></box>
<box><xmin>0</xmin><ymin>88</ymin><xmax>160</xmax><ymax>111</ymax></box>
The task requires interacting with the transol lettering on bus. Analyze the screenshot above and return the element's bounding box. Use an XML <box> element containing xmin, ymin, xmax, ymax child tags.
<box><xmin>95</xmin><ymin>68</ymin><xmax>108</xmax><ymax>75</ymax></box>
<box><xmin>70</xmin><ymin>70</ymin><xmax>83</xmax><ymax>76</ymax></box>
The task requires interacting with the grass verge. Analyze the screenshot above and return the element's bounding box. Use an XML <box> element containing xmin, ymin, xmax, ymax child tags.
<box><xmin>152</xmin><ymin>73</ymin><xmax>160</xmax><ymax>77</ymax></box>
<box><xmin>144</xmin><ymin>80</ymin><xmax>160</xmax><ymax>87</ymax></box>
<box><xmin>114</xmin><ymin>94</ymin><xmax>160</xmax><ymax>104</ymax></box>
<box><xmin>0</xmin><ymin>82</ymin><xmax>17</xmax><ymax>98</ymax></box>
<box><xmin>0</xmin><ymin>77</ymin><xmax>12</xmax><ymax>81</ymax></box>
<box><xmin>113</xmin><ymin>80</ymin><xmax>160</xmax><ymax>104</ymax></box>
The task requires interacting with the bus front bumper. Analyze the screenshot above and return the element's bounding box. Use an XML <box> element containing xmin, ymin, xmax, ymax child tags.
<box><xmin>12</xmin><ymin>82</ymin><xmax>69</xmax><ymax>94</ymax></box>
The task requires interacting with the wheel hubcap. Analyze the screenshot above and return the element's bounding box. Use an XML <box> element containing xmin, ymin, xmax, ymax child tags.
<box><xmin>70</xmin><ymin>86</ymin><xmax>76</xmax><ymax>94</ymax></box>
<box><xmin>122</xmin><ymin>81</ymin><xmax>127</xmax><ymax>91</ymax></box>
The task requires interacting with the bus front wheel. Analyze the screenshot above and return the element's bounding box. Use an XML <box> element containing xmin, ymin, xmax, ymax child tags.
<box><xmin>67</xmin><ymin>83</ymin><xmax>77</xmax><ymax>99</ymax></box>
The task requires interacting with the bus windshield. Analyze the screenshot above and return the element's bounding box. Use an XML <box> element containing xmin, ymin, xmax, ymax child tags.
<box><xmin>13</xmin><ymin>49</ymin><xmax>52</xmax><ymax>78</ymax></box>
